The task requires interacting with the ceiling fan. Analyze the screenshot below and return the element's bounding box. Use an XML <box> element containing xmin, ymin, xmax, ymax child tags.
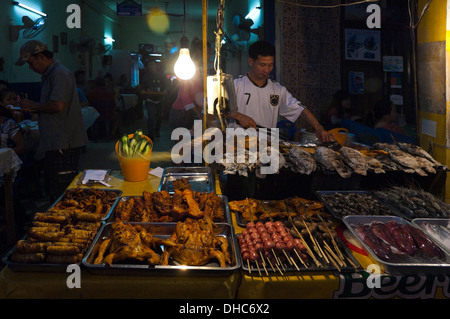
<box><xmin>9</xmin><ymin>15</ymin><xmax>47</xmax><ymax>41</ymax></box>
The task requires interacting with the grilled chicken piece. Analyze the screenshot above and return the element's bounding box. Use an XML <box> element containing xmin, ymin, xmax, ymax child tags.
<box><xmin>161</xmin><ymin>217</ymin><xmax>230</xmax><ymax>267</ymax></box>
<box><xmin>95</xmin><ymin>222</ymin><xmax>161</xmax><ymax>265</ymax></box>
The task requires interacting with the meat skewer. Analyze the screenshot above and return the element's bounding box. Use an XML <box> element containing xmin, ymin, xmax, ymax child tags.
<box><xmin>282</xmin><ymin>200</ymin><xmax>321</xmax><ymax>268</ymax></box>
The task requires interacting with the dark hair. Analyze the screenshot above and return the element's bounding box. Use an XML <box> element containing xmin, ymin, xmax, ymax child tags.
<box><xmin>248</xmin><ymin>40</ymin><xmax>275</xmax><ymax>60</ymax></box>
<box><xmin>373</xmin><ymin>100</ymin><xmax>393</xmax><ymax>120</ymax></box>
<box><xmin>0</xmin><ymin>89</ymin><xmax>16</xmax><ymax>118</ymax></box>
<box><xmin>333</xmin><ymin>90</ymin><xmax>350</xmax><ymax>103</ymax></box>
<box><xmin>0</xmin><ymin>80</ymin><xmax>9</xmax><ymax>88</ymax></box>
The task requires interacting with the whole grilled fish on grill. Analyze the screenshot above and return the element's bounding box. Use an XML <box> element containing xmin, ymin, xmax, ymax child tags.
<box><xmin>395</xmin><ymin>142</ymin><xmax>445</xmax><ymax>168</ymax></box>
<box><xmin>289</xmin><ymin>147</ymin><xmax>316</xmax><ymax>175</ymax></box>
<box><xmin>314</xmin><ymin>146</ymin><xmax>352</xmax><ymax>178</ymax></box>
<box><xmin>389</xmin><ymin>149</ymin><xmax>427</xmax><ymax>176</ymax></box>
<box><xmin>338</xmin><ymin>146</ymin><xmax>368</xmax><ymax>176</ymax></box>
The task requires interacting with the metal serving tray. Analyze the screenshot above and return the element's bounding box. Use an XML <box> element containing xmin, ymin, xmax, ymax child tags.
<box><xmin>110</xmin><ymin>194</ymin><xmax>232</xmax><ymax>225</ymax></box>
<box><xmin>315</xmin><ymin>190</ymin><xmax>401</xmax><ymax>220</ymax></box>
<box><xmin>158</xmin><ymin>166</ymin><xmax>215</xmax><ymax>194</ymax></box>
<box><xmin>2</xmin><ymin>227</ymin><xmax>103</xmax><ymax>273</ymax></box>
<box><xmin>236</xmin><ymin>233</ymin><xmax>361</xmax><ymax>275</ymax></box>
<box><xmin>412</xmin><ymin>218</ymin><xmax>450</xmax><ymax>255</ymax></box>
<box><xmin>49</xmin><ymin>188</ymin><xmax>123</xmax><ymax>222</ymax></box>
<box><xmin>342</xmin><ymin>215</ymin><xmax>450</xmax><ymax>275</ymax></box>
<box><xmin>2</xmin><ymin>188</ymin><xmax>122</xmax><ymax>272</ymax></box>
<box><xmin>82</xmin><ymin>222</ymin><xmax>240</xmax><ymax>275</ymax></box>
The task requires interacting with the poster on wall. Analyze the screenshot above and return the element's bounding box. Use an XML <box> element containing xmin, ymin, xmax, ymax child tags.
<box><xmin>345</xmin><ymin>29</ymin><xmax>381</xmax><ymax>61</ymax></box>
<box><xmin>349</xmin><ymin>71</ymin><xmax>364</xmax><ymax>94</ymax></box>
<box><xmin>383</xmin><ymin>56</ymin><xmax>404</xmax><ymax>72</ymax></box>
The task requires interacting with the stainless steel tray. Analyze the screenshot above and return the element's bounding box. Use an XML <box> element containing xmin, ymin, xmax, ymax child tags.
<box><xmin>110</xmin><ymin>194</ymin><xmax>232</xmax><ymax>225</ymax></box>
<box><xmin>315</xmin><ymin>190</ymin><xmax>399</xmax><ymax>220</ymax></box>
<box><xmin>82</xmin><ymin>222</ymin><xmax>240</xmax><ymax>275</ymax></box>
<box><xmin>412</xmin><ymin>218</ymin><xmax>450</xmax><ymax>255</ymax></box>
<box><xmin>158</xmin><ymin>166</ymin><xmax>215</xmax><ymax>193</ymax></box>
<box><xmin>343</xmin><ymin>215</ymin><xmax>450</xmax><ymax>275</ymax></box>
<box><xmin>49</xmin><ymin>188</ymin><xmax>122</xmax><ymax>222</ymax></box>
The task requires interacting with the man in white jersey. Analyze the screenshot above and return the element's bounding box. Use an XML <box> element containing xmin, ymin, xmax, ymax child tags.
<box><xmin>229</xmin><ymin>40</ymin><xmax>333</xmax><ymax>143</ymax></box>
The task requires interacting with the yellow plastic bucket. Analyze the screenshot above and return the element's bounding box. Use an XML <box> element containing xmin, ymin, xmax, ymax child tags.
<box><xmin>115</xmin><ymin>134</ymin><xmax>153</xmax><ymax>182</ymax></box>
<box><xmin>328</xmin><ymin>128</ymin><xmax>348</xmax><ymax>146</ymax></box>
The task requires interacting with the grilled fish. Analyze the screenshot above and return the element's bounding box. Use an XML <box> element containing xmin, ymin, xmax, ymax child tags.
<box><xmin>338</xmin><ymin>146</ymin><xmax>368</xmax><ymax>176</ymax></box>
<box><xmin>314</xmin><ymin>146</ymin><xmax>352</xmax><ymax>178</ymax></box>
<box><xmin>289</xmin><ymin>146</ymin><xmax>316</xmax><ymax>175</ymax></box>
<box><xmin>389</xmin><ymin>149</ymin><xmax>427</xmax><ymax>176</ymax></box>
<box><xmin>395</xmin><ymin>142</ymin><xmax>444</xmax><ymax>168</ymax></box>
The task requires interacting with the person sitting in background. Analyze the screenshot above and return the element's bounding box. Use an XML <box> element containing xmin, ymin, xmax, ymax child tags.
<box><xmin>87</xmin><ymin>76</ymin><xmax>116</xmax><ymax>141</ymax></box>
<box><xmin>0</xmin><ymin>89</ymin><xmax>23</xmax><ymax>122</ymax></box>
<box><xmin>373</xmin><ymin>99</ymin><xmax>407</xmax><ymax>135</ymax></box>
<box><xmin>325</xmin><ymin>90</ymin><xmax>358</xmax><ymax>129</ymax></box>
<box><xmin>0</xmin><ymin>113</ymin><xmax>26</xmax><ymax>155</ymax></box>
<box><xmin>74</xmin><ymin>70</ymin><xmax>89</xmax><ymax>107</ymax></box>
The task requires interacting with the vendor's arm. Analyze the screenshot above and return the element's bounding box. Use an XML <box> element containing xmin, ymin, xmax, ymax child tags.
<box><xmin>228</xmin><ymin>112</ymin><xmax>257</xmax><ymax>129</ymax></box>
<box><xmin>21</xmin><ymin>99</ymin><xmax>66</xmax><ymax>114</ymax></box>
<box><xmin>299</xmin><ymin>108</ymin><xmax>333</xmax><ymax>143</ymax></box>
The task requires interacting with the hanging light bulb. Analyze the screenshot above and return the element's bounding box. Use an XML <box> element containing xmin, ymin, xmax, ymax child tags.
<box><xmin>174</xmin><ymin>48</ymin><xmax>196</xmax><ymax>80</ymax></box>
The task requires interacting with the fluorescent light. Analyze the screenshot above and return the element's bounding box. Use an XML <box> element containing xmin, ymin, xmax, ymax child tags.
<box><xmin>13</xmin><ymin>1</ymin><xmax>47</xmax><ymax>17</ymax></box>
<box><xmin>104</xmin><ymin>36</ymin><xmax>115</xmax><ymax>42</ymax></box>
<box><xmin>245</xmin><ymin>7</ymin><xmax>260</xmax><ymax>21</ymax></box>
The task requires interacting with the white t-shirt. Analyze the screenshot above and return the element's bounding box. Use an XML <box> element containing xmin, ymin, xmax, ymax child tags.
<box><xmin>233</xmin><ymin>75</ymin><xmax>304</xmax><ymax>128</ymax></box>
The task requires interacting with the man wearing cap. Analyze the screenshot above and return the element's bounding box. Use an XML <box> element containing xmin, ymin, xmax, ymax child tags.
<box><xmin>17</xmin><ymin>40</ymin><xmax>88</xmax><ymax>201</ymax></box>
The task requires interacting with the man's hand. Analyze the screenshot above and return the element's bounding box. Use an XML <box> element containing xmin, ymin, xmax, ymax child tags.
<box><xmin>20</xmin><ymin>99</ymin><xmax>39</xmax><ymax>112</ymax></box>
<box><xmin>21</xmin><ymin>100</ymin><xmax>65</xmax><ymax>113</ymax></box>
<box><xmin>315</xmin><ymin>127</ymin><xmax>334</xmax><ymax>143</ymax></box>
<box><xmin>228</xmin><ymin>112</ymin><xmax>257</xmax><ymax>129</ymax></box>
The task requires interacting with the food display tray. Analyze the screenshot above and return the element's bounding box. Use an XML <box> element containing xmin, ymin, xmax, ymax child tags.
<box><xmin>158</xmin><ymin>166</ymin><xmax>215</xmax><ymax>194</ymax></box>
<box><xmin>2</xmin><ymin>188</ymin><xmax>122</xmax><ymax>272</ymax></box>
<box><xmin>49</xmin><ymin>188</ymin><xmax>123</xmax><ymax>222</ymax></box>
<box><xmin>1</xmin><ymin>237</ymin><xmax>84</xmax><ymax>273</ymax></box>
<box><xmin>82</xmin><ymin>222</ymin><xmax>240</xmax><ymax>276</ymax></box>
<box><xmin>110</xmin><ymin>194</ymin><xmax>232</xmax><ymax>225</ymax></box>
<box><xmin>315</xmin><ymin>190</ymin><xmax>402</xmax><ymax>220</ymax></box>
<box><xmin>236</xmin><ymin>233</ymin><xmax>361</xmax><ymax>275</ymax></box>
<box><xmin>342</xmin><ymin>215</ymin><xmax>450</xmax><ymax>275</ymax></box>
<box><xmin>411</xmin><ymin>218</ymin><xmax>450</xmax><ymax>255</ymax></box>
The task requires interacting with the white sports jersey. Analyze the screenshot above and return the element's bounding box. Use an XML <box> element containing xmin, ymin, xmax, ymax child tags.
<box><xmin>233</xmin><ymin>75</ymin><xmax>305</xmax><ymax>128</ymax></box>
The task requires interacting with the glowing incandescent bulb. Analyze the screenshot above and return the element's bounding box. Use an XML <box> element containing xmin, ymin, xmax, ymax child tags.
<box><xmin>174</xmin><ymin>48</ymin><xmax>196</xmax><ymax>80</ymax></box>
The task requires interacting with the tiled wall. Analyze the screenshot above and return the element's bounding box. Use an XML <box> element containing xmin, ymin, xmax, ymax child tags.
<box><xmin>279</xmin><ymin>0</ymin><xmax>341</xmax><ymax>136</ymax></box>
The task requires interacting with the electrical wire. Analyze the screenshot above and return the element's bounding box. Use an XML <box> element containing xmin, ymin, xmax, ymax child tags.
<box><xmin>275</xmin><ymin>0</ymin><xmax>379</xmax><ymax>9</ymax></box>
